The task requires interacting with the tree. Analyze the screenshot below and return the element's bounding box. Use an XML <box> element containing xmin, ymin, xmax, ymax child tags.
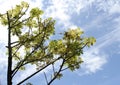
<box><xmin>0</xmin><ymin>1</ymin><xmax>96</xmax><ymax>85</ymax></box>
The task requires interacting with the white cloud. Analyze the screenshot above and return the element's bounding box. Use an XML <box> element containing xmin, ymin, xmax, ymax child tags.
<box><xmin>109</xmin><ymin>3</ymin><xmax>120</xmax><ymax>14</ymax></box>
<box><xmin>44</xmin><ymin>0</ymin><xmax>93</xmax><ymax>29</ymax></box>
<box><xmin>0</xmin><ymin>0</ymin><xmax>120</xmax><ymax>84</ymax></box>
<box><xmin>81</xmin><ymin>21</ymin><xmax>120</xmax><ymax>75</ymax></box>
<box><xmin>44</xmin><ymin>0</ymin><xmax>71</xmax><ymax>28</ymax></box>
<box><xmin>43</xmin><ymin>0</ymin><xmax>120</xmax><ymax>30</ymax></box>
<box><xmin>74</xmin><ymin>45</ymin><xmax>107</xmax><ymax>76</ymax></box>
<box><xmin>75</xmin><ymin>15</ymin><xmax>120</xmax><ymax>75</ymax></box>
<box><xmin>75</xmin><ymin>25</ymin><xmax>120</xmax><ymax>75</ymax></box>
<box><xmin>82</xmin><ymin>51</ymin><xmax>107</xmax><ymax>74</ymax></box>
<box><xmin>95</xmin><ymin>0</ymin><xmax>120</xmax><ymax>14</ymax></box>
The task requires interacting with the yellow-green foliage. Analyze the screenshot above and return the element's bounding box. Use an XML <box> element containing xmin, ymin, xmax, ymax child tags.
<box><xmin>0</xmin><ymin>1</ymin><xmax>96</xmax><ymax>79</ymax></box>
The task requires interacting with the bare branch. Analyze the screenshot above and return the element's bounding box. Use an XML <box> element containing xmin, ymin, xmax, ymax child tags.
<box><xmin>52</xmin><ymin>64</ymin><xmax>55</xmax><ymax>76</ymax></box>
<box><xmin>47</xmin><ymin>59</ymin><xmax>65</xmax><ymax>85</ymax></box>
<box><xmin>44</xmin><ymin>72</ymin><xmax>48</xmax><ymax>85</ymax></box>
<box><xmin>16</xmin><ymin>55</ymin><xmax>63</xmax><ymax>85</ymax></box>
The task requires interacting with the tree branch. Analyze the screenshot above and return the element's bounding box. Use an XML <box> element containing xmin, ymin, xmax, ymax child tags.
<box><xmin>47</xmin><ymin>59</ymin><xmax>65</xmax><ymax>85</ymax></box>
<box><xmin>12</xmin><ymin>6</ymin><xmax>29</xmax><ymax>26</ymax></box>
<box><xmin>44</xmin><ymin>72</ymin><xmax>48</xmax><ymax>85</ymax></box>
<box><xmin>16</xmin><ymin>56</ymin><xmax>63</xmax><ymax>85</ymax></box>
<box><xmin>12</xmin><ymin>24</ymin><xmax>48</xmax><ymax>76</ymax></box>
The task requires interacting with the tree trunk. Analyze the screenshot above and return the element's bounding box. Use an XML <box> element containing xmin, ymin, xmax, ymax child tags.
<box><xmin>7</xmin><ymin>12</ymin><xmax>12</xmax><ymax>85</ymax></box>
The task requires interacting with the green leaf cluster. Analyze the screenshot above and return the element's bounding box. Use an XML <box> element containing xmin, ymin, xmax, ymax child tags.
<box><xmin>48</xmin><ymin>28</ymin><xmax>96</xmax><ymax>71</ymax></box>
<box><xmin>0</xmin><ymin>1</ymin><xmax>96</xmax><ymax>81</ymax></box>
<box><xmin>30</xmin><ymin>7</ymin><xmax>43</xmax><ymax>18</ymax></box>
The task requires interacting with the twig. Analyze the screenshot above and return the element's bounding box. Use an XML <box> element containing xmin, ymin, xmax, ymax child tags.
<box><xmin>44</xmin><ymin>72</ymin><xmax>48</xmax><ymax>85</ymax></box>
<box><xmin>47</xmin><ymin>59</ymin><xmax>65</xmax><ymax>85</ymax></box>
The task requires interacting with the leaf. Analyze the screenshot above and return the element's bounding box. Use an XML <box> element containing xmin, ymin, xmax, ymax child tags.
<box><xmin>21</xmin><ymin>1</ymin><xmax>29</xmax><ymax>8</ymax></box>
<box><xmin>54</xmin><ymin>72</ymin><xmax>63</xmax><ymax>80</ymax></box>
<box><xmin>30</xmin><ymin>7</ymin><xmax>44</xmax><ymax>18</ymax></box>
<box><xmin>0</xmin><ymin>15</ymin><xmax>7</xmax><ymax>25</ymax></box>
<box><xmin>0</xmin><ymin>1</ymin><xmax>96</xmax><ymax>83</ymax></box>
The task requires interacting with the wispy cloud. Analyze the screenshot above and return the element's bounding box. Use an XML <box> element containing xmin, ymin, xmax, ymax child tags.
<box><xmin>95</xmin><ymin>0</ymin><xmax>120</xmax><ymax>14</ymax></box>
<box><xmin>75</xmin><ymin>14</ymin><xmax>120</xmax><ymax>75</ymax></box>
<box><xmin>80</xmin><ymin>49</ymin><xmax>107</xmax><ymax>75</ymax></box>
<box><xmin>0</xmin><ymin>0</ymin><xmax>120</xmax><ymax>84</ymax></box>
<box><xmin>43</xmin><ymin>0</ymin><xmax>94</xmax><ymax>29</ymax></box>
<box><xmin>74</xmin><ymin>0</ymin><xmax>120</xmax><ymax>75</ymax></box>
<box><xmin>43</xmin><ymin>0</ymin><xmax>120</xmax><ymax>30</ymax></box>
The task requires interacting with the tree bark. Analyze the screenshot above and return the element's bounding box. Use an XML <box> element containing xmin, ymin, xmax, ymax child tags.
<box><xmin>7</xmin><ymin>11</ymin><xmax>12</xmax><ymax>85</ymax></box>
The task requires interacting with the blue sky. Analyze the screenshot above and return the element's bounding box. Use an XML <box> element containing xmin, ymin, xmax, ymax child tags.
<box><xmin>0</xmin><ymin>0</ymin><xmax>120</xmax><ymax>85</ymax></box>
